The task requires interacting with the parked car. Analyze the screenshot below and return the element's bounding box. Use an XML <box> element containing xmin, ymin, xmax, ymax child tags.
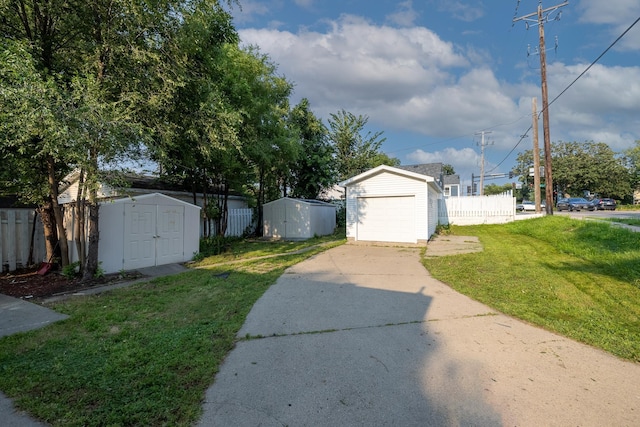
<box><xmin>556</xmin><ymin>197</ymin><xmax>593</xmax><ymax>211</ymax></box>
<box><xmin>516</xmin><ymin>200</ymin><xmax>546</xmax><ymax>211</ymax></box>
<box><xmin>590</xmin><ymin>198</ymin><xmax>617</xmax><ymax>211</ymax></box>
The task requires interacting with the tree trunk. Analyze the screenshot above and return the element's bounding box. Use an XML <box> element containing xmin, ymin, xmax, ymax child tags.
<box><xmin>82</xmin><ymin>187</ymin><xmax>100</xmax><ymax>281</ymax></box>
<box><xmin>74</xmin><ymin>170</ymin><xmax>87</xmax><ymax>273</ymax></box>
<box><xmin>256</xmin><ymin>167</ymin><xmax>265</xmax><ymax>236</ymax></box>
<box><xmin>217</xmin><ymin>181</ymin><xmax>229</xmax><ymax>237</ymax></box>
<box><xmin>37</xmin><ymin>202</ymin><xmax>57</xmax><ymax>264</ymax></box>
<box><xmin>46</xmin><ymin>156</ymin><xmax>69</xmax><ymax>266</ymax></box>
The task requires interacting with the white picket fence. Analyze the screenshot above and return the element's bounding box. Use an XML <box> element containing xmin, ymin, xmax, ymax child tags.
<box><xmin>0</xmin><ymin>209</ymin><xmax>46</xmax><ymax>272</ymax></box>
<box><xmin>439</xmin><ymin>192</ymin><xmax>516</xmax><ymax>225</ymax></box>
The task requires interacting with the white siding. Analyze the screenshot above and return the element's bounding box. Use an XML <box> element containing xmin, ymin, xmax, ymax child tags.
<box><xmin>345</xmin><ymin>170</ymin><xmax>429</xmax><ymax>243</ymax></box>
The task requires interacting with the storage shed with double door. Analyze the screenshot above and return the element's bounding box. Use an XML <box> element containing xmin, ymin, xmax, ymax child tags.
<box><xmin>263</xmin><ymin>197</ymin><xmax>336</xmax><ymax>240</ymax></box>
<box><xmin>64</xmin><ymin>193</ymin><xmax>200</xmax><ymax>274</ymax></box>
<box><xmin>339</xmin><ymin>165</ymin><xmax>443</xmax><ymax>244</ymax></box>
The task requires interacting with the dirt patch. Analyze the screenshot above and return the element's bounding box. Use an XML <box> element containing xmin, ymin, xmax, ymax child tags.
<box><xmin>425</xmin><ymin>235</ymin><xmax>483</xmax><ymax>257</ymax></box>
<box><xmin>0</xmin><ymin>267</ymin><xmax>145</xmax><ymax>299</ymax></box>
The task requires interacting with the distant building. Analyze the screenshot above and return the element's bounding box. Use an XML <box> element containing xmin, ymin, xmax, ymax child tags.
<box><xmin>396</xmin><ymin>163</ymin><xmax>461</xmax><ymax>197</ymax></box>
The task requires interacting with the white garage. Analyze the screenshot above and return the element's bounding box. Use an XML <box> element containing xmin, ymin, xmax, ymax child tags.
<box><xmin>65</xmin><ymin>193</ymin><xmax>200</xmax><ymax>274</ymax></box>
<box><xmin>339</xmin><ymin>165</ymin><xmax>443</xmax><ymax>244</ymax></box>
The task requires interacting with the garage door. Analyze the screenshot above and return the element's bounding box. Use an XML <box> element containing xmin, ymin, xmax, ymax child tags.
<box><xmin>356</xmin><ymin>196</ymin><xmax>416</xmax><ymax>243</ymax></box>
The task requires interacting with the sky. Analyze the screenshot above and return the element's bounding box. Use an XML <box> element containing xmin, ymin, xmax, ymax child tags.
<box><xmin>226</xmin><ymin>0</ymin><xmax>640</xmax><ymax>191</ymax></box>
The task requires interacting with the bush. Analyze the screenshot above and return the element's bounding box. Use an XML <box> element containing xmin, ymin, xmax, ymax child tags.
<box><xmin>199</xmin><ymin>235</ymin><xmax>240</xmax><ymax>257</ymax></box>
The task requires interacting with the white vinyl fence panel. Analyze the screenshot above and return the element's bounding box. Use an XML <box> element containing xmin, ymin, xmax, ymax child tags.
<box><xmin>1</xmin><ymin>209</ymin><xmax>46</xmax><ymax>272</ymax></box>
<box><xmin>439</xmin><ymin>192</ymin><xmax>516</xmax><ymax>225</ymax></box>
<box><xmin>225</xmin><ymin>208</ymin><xmax>253</xmax><ymax>237</ymax></box>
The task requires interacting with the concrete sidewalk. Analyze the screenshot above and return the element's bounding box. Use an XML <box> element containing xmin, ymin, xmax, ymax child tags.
<box><xmin>197</xmin><ymin>245</ymin><xmax>640</xmax><ymax>426</ymax></box>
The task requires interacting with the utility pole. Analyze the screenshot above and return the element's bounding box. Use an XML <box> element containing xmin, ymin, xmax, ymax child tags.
<box><xmin>475</xmin><ymin>131</ymin><xmax>492</xmax><ymax>196</ymax></box>
<box><xmin>514</xmin><ymin>1</ymin><xmax>568</xmax><ymax>215</ymax></box>
<box><xmin>532</xmin><ymin>97</ymin><xmax>542</xmax><ymax>213</ymax></box>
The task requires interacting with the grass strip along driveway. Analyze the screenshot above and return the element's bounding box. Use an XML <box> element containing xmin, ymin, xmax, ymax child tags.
<box><xmin>0</xmin><ymin>235</ymin><xmax>344</xmax><ymax>426</ymax></box>
<box><xmin>423</xmin><ymin>215</ymin><xmax>640</xmax><ymax>362</ymax></box>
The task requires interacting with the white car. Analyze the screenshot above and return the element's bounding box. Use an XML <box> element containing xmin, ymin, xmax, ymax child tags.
<box><xmin>516</xmin><ymin>200</ymin><xmax>546</xmax><ymax>211</ymax></box>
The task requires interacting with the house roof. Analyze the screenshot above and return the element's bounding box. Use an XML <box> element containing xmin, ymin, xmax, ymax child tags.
<box><xmin>339</xmin><ymin>165</ymin><xmax>440</xmax><ymax>190</ymax></box>
<box><xmin>397</xmin><ymin>163</ymin><xmax>460</xmax><ymax>186</ymax></box>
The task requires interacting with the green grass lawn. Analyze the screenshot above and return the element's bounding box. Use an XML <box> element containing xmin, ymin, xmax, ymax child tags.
<box><xmin>0</xmin><ymin>235</ymin><xmax>345</xmax><ymax>426</ymax></box>
<box><xmin>2</xmin><ymin>218</ymin><xmax>639</xmax><ymax>425</ymax></box>
<box><xmin>423</xmin><ymin>215</ymin><xmax>640</xmax><ymax>361</ymax></box>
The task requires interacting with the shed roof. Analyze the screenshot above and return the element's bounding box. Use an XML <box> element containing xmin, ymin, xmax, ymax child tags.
<box><xmin>101</xmin><ymin>192</ymin><xmax>201</xmax><ymax>210</ymax></box>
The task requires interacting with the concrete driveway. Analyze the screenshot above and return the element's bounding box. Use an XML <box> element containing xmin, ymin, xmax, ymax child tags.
<box><xmin>198</xmin><ymin>244</ymin><xmax>640</xmax><ymax>426</ymax></box>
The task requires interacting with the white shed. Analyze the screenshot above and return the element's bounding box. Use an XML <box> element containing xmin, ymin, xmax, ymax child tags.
<box><xmin>339</xmin><ymin>165</ymin><xmax>443</xmax><ymax>244</ymax></box>
<box><xmin>263</xmin><ymin>197</ymin><xmax>336</xmax><ymax>240</ymax></box>
<box><xmin>65</xmin><ymin>193</ymin><xmax>201</xmax><ymax>274</ymax></box>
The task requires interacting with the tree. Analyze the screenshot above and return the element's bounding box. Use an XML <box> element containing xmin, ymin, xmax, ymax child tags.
<box><xmin>484</xmin><ymin>183</ymin><xmax>513</xmax><ymax>196</ymax></box>
<box><xmin>514</xmin><ymin>141</ymin><xmax>633</xmax><ymax>201</ymax></box>
<box><xmin>1</xmin><ymin>0</ymin><xmax>238</xmax><ymax>278</ymax></box>
<box><xmin>215</xmin><ymin>45</ymin><xmax>295</xmax><ymax>235</ymax></box>
<box><xmin>624</xmin><ymin>140</ymin><xmax>640</xmax><ymax>191</ymax></box>
<box><xmin>288</xmin><ymin>99</ymin><xmax>335</xmax><ymax>199</ymax></box>
<box><xmin>442</xmin><ymin>164</ymin><xmax>456</xmax><ymax>175</ymax></box>
<box><xmin>328</xmin><ymin>110</ymin><xmax>394</xmax><ymax>181</ymax></box>
<box><xmin>553</xmin><ymin>141</ymin><xmax>631</xmax><ymax>200</ymax></box>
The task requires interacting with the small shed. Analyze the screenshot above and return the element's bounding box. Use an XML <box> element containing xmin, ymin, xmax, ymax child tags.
<box><xmin>339</xmin><ymin>165</ymin><xmax>443</xmax><ymax>244</ymax></box>
<box><xmin>263</xmin><ymin>197</ymin><xmax>336</xmax><ymax>240</ymax></box>
<box><xmin>65</xmin><ymin>193</ymin><xmax>200</xmax><ymax>274</ymax></box>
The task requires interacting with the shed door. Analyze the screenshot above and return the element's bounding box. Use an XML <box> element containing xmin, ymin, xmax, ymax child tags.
<box><xmin>156</xmin><ymin>205</ymin><xmax>184</xmax><ymax>265</ymax></box>
<box><xmin>124</xmin><ymin>204</ymin><xmax>156</xmax><ymax>270</ymax></box>
<box><xmin>123</xmin><ymin>203</ymin><xmax>184</xmax><ymax>270</ymax></box>
<box><xmin>356</xmin><ymin>196</ymin><xmax>416</xmax><ymax>243</ymax></box>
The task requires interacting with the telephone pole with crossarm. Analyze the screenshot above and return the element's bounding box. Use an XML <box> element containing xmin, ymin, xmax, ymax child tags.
<box><xmin>513</xmin><ymin>1</ymin><xmax>568</xmax><ymax>214</ymax></box>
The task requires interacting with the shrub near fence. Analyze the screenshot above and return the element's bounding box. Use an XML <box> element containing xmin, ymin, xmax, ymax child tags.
<box><xmin>0</xmin><ymin>209</ymin><xmax>46</xmax><ymax>272</ymax></box>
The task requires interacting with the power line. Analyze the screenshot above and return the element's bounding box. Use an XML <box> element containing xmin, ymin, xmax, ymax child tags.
<box><xmin>488</xmin><ymin>14</ymin><xmax>640</xmax><ymax>174</ymax></box>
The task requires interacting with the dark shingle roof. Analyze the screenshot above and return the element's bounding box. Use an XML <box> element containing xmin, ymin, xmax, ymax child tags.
<box><xmin>396</xmin><ymin>163</ymin><xmax>460</xmax><ymax>186</ymax></box>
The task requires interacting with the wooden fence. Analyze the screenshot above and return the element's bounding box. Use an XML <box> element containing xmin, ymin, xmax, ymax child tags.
<box><xmin>0</xmin><ymin>209</ymin><xmax>46</xmax><ymax>272</ymax></box>
<box><xmin>439</xmin><ymin>192</ymin><xmax>516</xmax><ymax>225</ymax></box>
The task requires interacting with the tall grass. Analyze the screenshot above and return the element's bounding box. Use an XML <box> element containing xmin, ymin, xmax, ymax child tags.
<box><xmin>423</xmin><ymin>216</ymin><xmax>640</xmax><ymax>361</ymax></box>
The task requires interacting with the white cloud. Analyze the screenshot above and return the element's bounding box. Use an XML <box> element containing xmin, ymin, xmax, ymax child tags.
<box><xmin>577</xmin><ymin>0</ymin><xmax>640</xmax><ymax>51</ymax></box>
<box><xmin>386</xmin><ymin>1</ymin><xmax>419</xmax><ymax>27</ymax></box>
<box><xmin>238</xmin><ymin>12</ymin><xmax>639</xmax><ymax>167</ymax></box>
<box><xmin>433</xmin><ymin>0</ymin><xmax>485</xmax><ymax>22</ymax></box>
<box><xmin>229</xmin><ymin>0</ymin><xmax>273</xmax><ymax>25</ymax></box>
<box><xmin>407</xmin><ymin>147</ymin><xmax>489</xmax><ymax>183</ymax></box>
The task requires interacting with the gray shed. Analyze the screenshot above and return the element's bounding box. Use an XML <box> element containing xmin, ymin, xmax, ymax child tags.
<box><xmin>263</xmin><ymin>197</ymin><xmax>336</xmax><ymax>240</ymax></box>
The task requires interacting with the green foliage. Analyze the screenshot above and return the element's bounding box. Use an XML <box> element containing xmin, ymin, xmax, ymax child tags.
<box><xmin>483</xmin><ymin>183</ymin><xmax>513</xmax><ymax>196</ymax></box>
<box><xmin>199</xmin><ymin>235</ymin><xmax>240</xmax><ymax>257</ymax></box>
<box><xmin>328</xmin><ymin>109</ymin><xmax>397</xmax><ymax>181</ymax></box>
<box><xmin>423</xmin><ymin>216</ymin><xmax>640</xmax><ymax>361</ymax></box>
<box><xmin>435</xmin><ymin>222</ymin><xmax>452</xmax><ymax>235</ymax></box>
<box><xmin>62</xmin><ymin>262</ymin><xmax>81</xmax><ymax>279</ymax></box>
<box><xmin>442</xmin><ymin>164</ymin><xmax>456</xmax><ymax>175</ymax></box>
<box><xmin>515</xmin><ymin>141</ymin><xmax>633</xmax><ymax>200</ymax></box>
<box><xmin>288</xmin><ymin>98</ymin><xmax>336</xmax><ymax>199</ymax></box>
